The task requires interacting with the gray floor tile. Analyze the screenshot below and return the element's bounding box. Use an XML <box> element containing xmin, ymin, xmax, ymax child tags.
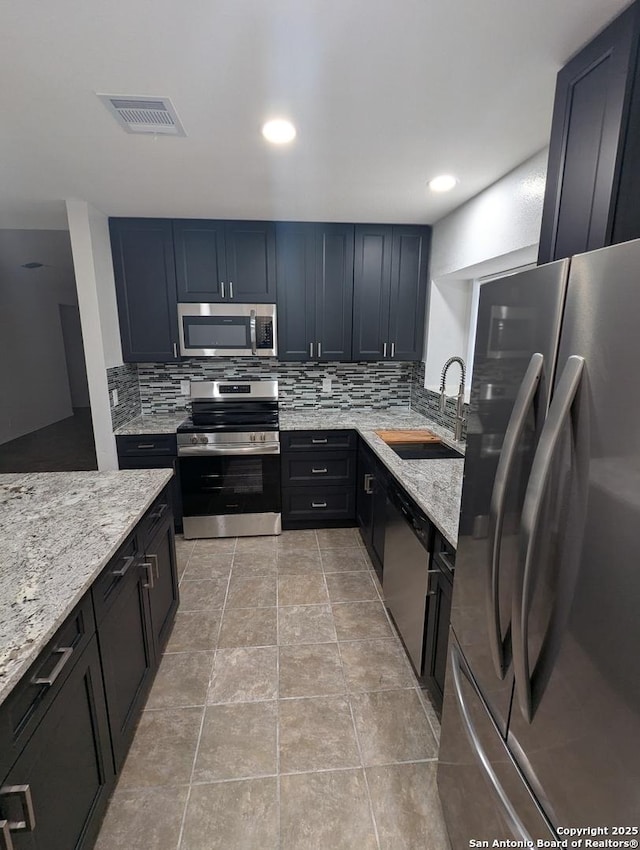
<box><xmin>279</xmin><ymin>643</ymin><xmax>345</xmax><ymax>698</ymax></box>
<box><xmin>234</xmin><ymin>535</ymin><xmax>278</xmax><ymax>555</ymax></box>
<box><xmin>217</xmin><ymin>606</ymin><xmax>278</xmax><ymax>647</ymax></box>
<box><xmin>94</xmin><ymin>785</ymin><xmax>189</xmax><ymax>850</ymax></box>
<box><xmin>278</xmin><ymin>604</ymin><xmax>337</xmax><ymax>645</ymax></box>
<box><xmin>276</xmin><ymin>549</ymin><xmax>323</xmax><ymax>574</ymax></box>
<box><xmin>146</xmin><ymin>651</ymin><xmax>215</xmax><ymax>709</ymax></box>
<box><xmin>280</xmin><ymin>769</ymin><xmax>378</xmax><ymax>850</ymax></box>
<box><xmin>181</xmin><ymin>551</ymin><xmax>233</xmax><ymax>580</ymax></box>
<box><xmin>278</xmin><ymin>573</ymin><xmax>329</xmax><ymax>606</ymax></box>
<box><xmin>232</xmin><ymin>551</ymin><xmax>279</xmax><ymax>576</ymax></box>
<box><xmin>325</xmin><ymin>571</ymin><xmax>379</xmax><ymax>602</ymax></box>
<box><xmin>279</xmin><ymin>695</ymin><xmax>360</xmax><ymax>773</ymax></box>
<box><xmin>193</xmin><ymin>701</ymin><xmax>278</xmax><ymax>782</ymax></box>
<box><xmin>165</xmin><ymin>610</ymin><xmax>221</xmax><ymax>652</ymax></box>
<box><xmin>226</xmin><ymin>574</ymin><xmax>277</xmax><ymax>608</ymax></box>
<box><xmin>180</xmin><ymin>778</ymin><xmax>278</xmax><ymax>850</ymax></box>
<box><xmin>276</xmin><ymin>529</ymin><xmax>319</xmax><ymax>551</ymax></box>
<box><xmin>207</xmin><ymin>646</ymin><xmax>278</xmax><ymax>704</ymax></box>
<box><xmin>366</xmin><ymin>762</ymin><xmax>451</xmax><ymax>850</ymax></box>
<box><xmin>321</xmin><ymin>548</ymin><xmax>369</xmax><ymax>572</ymax></box>
<box><xmin>316</xmin><ymin>527</ymin><xmax>362</xmax><ymax>549</ymax></box>
<box><xmin>340</xmin><ymin>639</ymin><xmax>416</xmax><ymax>692</ymax></box>
<box><xmin>350</xmin><ymin>689</ymin><xmax>438</xmax><ymax>766</ymax></box>
<box><xmin>193</xmin><ymin>537</ymin><xmax>236</xmax><ymax>554</ymax></box>
<box><xmin>178</xmin><ymin>578</ymin><xmax>228</xmax><ymax>611</ymax></box>
<box><xmin>117</xmin><ymin>707</ymin><xmax>203</xmax><ymax>788</ymax></box>
<box><xmin>332</xmin><ymin>601</ymin><xmax>393</xmax><ymax>640</ymax></box>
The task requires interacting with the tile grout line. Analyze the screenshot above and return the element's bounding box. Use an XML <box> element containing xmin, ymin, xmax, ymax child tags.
<box><xmin>275</xmin><ymin>542</ymin><xmax>282</xmax><ymax>850</ymax></box>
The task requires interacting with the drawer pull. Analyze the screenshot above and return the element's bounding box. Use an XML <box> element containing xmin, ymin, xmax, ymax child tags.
<box><xmin>0</xmin><ymin>819</ymin><xmax>13</xmax><ymax>850</ymax></box>
<box><xmin>112</xmin><ymin>555</ymin><xmax>136</xmax><ymax>578</ymax></box>
<box><xmin>137</xmin><ymin>443</ymin><xmax>156</xmax><ymax>449</ymax></box>
<box><xmin>364</xmin><ymin>473</ymin><xmax>374</xmax><ymax>494</ymax></box>
<box><xmin>31</xmin><ymin>647</ymin><xmax>73</xmax><ymax>687</ymax></box>
<box><xmin>311</xmin><ymin>501</ymin><xmax>328</xmax><ymax>508</ymax></box>
<box><xmin>148</xmin><ymin>553</ymin><xmax>160</xmax><ymax>580</ymax></box>
<box><xmin>311</xmin><ymin>468</ymin><xmax>328</xmax><ymax>474</ymax></box>
<box><xmin>311</xmin><ymin>438</ymin><xmax>328</xmax><ymax>444</ymax></box>
<box><xmin>148</xmin><ymin>503</ymin><xmax>167</xmax><ymax>521</ymax></box>
<box><xmin>0</xmin><ymin>785</ymin><xmax>36</xmax><ymax>833</ymax></box>
<box><xmin>141</xmin><ymin>562</ymin><xmax>155</xmax><ymax>590</ymax></box>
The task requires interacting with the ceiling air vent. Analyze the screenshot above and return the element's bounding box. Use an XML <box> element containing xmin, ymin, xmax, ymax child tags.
<box><xmin>98</xmin><ymin>94</ymin><xmax>186</xmax><ymax>136</ymax></box>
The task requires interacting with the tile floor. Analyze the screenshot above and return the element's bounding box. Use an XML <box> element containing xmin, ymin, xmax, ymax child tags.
<box><xmin>95</xmin><ymin>528</ymin><xmax>451</xmax><ymax>850</ymax></box>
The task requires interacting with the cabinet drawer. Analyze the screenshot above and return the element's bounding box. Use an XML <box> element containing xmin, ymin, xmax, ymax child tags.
<box><xmin>0</xmin><ymin>595</ymin><xmax>96</xmax><ymax>777</ymax></box>
<box><xmin>116</xmin><ymin>434</ymin><xmax>177</xmax><ymax>457</ymax></box>
<box><xmin>282</xmin><ymin>451</ymin><xmax>356</xmax><ymax>487</ymax></box>
<box><xmin>282</xmin><ymin>486</ymin><xmax>356</xmax><ymax>522</ymax></box>
<box><xmin>139</xmin><ymin>488</ymin><xmax>174</xmax><ymax>550</ymax></box>
<box><xmin>92</xmin><ymin>534</ymin><xmax>139</xmax><ymax>624</ymax></box>
<box><xmin>281</xmin><ymin>430</ymin><xmax>357</xmax><ymax>452</ymax></box>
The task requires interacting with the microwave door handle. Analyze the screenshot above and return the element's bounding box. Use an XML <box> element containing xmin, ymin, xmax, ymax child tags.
<box><xmin>250</xmin><ymin>310</ymin><xmax>257</xmax><ymax>355</ymax></box>
<box><xmin>487</xmin><ymin>352</ymin><xmax>544</xmax><ymax>680</ymax></box>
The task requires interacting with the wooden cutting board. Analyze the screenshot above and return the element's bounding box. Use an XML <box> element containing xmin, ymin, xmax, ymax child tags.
<box><xmin>375</xmin><ymin>429</ymin><xmax>441</xmax><ymax>444</ymax></box>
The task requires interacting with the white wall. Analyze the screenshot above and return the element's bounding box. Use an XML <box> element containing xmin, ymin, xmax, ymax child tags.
<box><xmin>59</xmin><ymin>304</ymin><xmax>91</xmax><ymax>407</ymax></box>
<box><xmin>0</xmin><ymin>230</ymin><xmax>78</xmax><ymax>444</ymax></box>
<box><xmin>66</xmin><ymin>200</ymin><xmax>119</xmax><ymax>470</ymax></box>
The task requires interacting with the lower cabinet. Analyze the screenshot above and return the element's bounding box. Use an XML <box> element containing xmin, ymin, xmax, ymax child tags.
<box><xmin>116</xmin><ymin>435</ymin><xmax>183</xmax><ymax>532</ymax></box>
<box><xmin>143</xmin><ymin>511</ymin><xmax>179</xmax><ymax>658</ymax></box>
<box><xmin>422</xmin><ymin>533</ymin><xmax>455</xmax><ymax>716</ymax></box>
<box><xmin>356</xmin><ymin>441</ymin><xmax>388</xmax><ymax>582</ymax></box>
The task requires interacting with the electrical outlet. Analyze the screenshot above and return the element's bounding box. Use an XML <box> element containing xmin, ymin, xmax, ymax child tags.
<box><xmin>181</xmin><ymin>380</ymin><xmax>190</xmax><ymax>395</ymax></box>
<box><xmin>322</xmin><ymin>377</ymin><xmax>332</xmax><ymax>394</ymax></box>
<box><xmin>111</xmin><ymin>389</ymin><xmax>119</xmax><ymax>407</ymax></box>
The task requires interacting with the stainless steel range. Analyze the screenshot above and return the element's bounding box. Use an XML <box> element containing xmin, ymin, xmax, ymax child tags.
<box><xmin>177</xmin><ymin>380</ymin><xmax>281</xmax><ymax>539</ymax></box>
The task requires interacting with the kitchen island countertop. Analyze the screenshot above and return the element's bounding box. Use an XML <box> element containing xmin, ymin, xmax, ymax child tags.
<box><xmin>0</xmin><ymin>469</ymin><xmax>173</xmax><ymax>707</ymax></box>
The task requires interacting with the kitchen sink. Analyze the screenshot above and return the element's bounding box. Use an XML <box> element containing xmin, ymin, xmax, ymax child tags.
<box><xmin>387</xmin><ymin>441</ymin><xmax>464</xmax><ymax>460</ymax></box>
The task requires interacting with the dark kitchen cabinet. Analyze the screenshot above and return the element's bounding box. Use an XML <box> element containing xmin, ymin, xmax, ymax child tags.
<box><xmin>110</xmin><ymin>218</ymin><xmax>180</xmax><ymax>362</ymax></box>
<box><xmin>276</xmin><ymin>223</ymin><xmax>354</xmax><ymax>361</ymax></box>
<box><xmin>174</xmin><ymin>219</ymin><xmax>277</xmax><ymax>303</ymax></box>
<box><xmin>422</xmin><ymin>533</ymin><xmax>455</xmax><ymax>716</ymax></box>
<box><xmin>356</xmin><ymin>440</ymin><xmax>388</xmax><ymax>582</ymax></box>
<box><xmin>116</xmin><ymin>435</ymin><xmax>183</xmax><ymax>532</ymax></box>
<box><xmin>353</xmin><ymin>225</ymin><xmax>429</xmax><ymax>361</ymax></box>
<box><xmin>538</xmin><ymin>2</ymin><xmax>640</xmax><ymax>263</ymax></box>
<box><xmin>0</xmin><ymin>637</ymin><xmax>114</xmax><ymax>850</ymax></box>
<box><xmin>143</xmin><ymin>509</ymin><xmax>179</xmax><ymax>657</ymax></box>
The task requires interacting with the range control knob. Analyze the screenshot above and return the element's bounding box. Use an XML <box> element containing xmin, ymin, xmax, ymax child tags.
<box><xmin>250</xmin><ymin>433</ymin><xmax>256</xmax><ymax>442</ymax></box>
<box><xmin>199</xmin><ymin>436</ymin><xmax>208</xmax><ymax>445</ymax></box>
<box><xmin>260</xmin><ymin>433</ymin><xmax>266</xmax><ymax>442</ymax></box>
<box><xmin>190</xmin><ymin>435</ymin><xmax>199</xmax><ymax>445</ymax></box>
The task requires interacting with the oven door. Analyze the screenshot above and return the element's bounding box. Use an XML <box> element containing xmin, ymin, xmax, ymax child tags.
<box><xmin>178</xmin><ymin>303</ymin><xmax>276</xmax><ymax>357</ymax></box>
<box><xmin>179</xmin><ymin>453</ymin><xmax>281</xmax><ymax>538</ymax></box>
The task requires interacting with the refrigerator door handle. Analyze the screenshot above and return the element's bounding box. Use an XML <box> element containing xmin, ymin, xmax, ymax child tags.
<box><xmin>450</xmin><ymin>643</ymin><xmax>534</xmax><ymax>842</ymax></box>
<box><xmin>487</xmin><ymin>352</ymin><xmax>545</xmax><ymax>680</ymax></box>
<box><xmin>513</xmin><ymin>355</ymin><xmax>585</xmax><ymax>723</ymax></box>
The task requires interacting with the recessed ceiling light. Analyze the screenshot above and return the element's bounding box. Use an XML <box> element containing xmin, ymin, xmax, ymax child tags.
<box><xmin>428</xmin><ymin>174</ymin><xmax>458</xmax><ymax>193</ymax></box>
<box><xmin>262</xmin><ymin>119</ymin><xmax>296</xmax><ymax>145</ymax></box>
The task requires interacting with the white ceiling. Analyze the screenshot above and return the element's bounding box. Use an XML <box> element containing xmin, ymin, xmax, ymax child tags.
<box><xmin>0</xmin><ymin>0</ymin><xmax>630</xmax><ymax>229</ymax></box>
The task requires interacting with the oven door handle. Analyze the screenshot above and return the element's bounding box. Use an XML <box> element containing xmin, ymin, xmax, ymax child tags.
<box><xmin>178</xmin><ymin>444</ymin><xmax>281</xmax><ymax>456</ymax></box>
<box><xmin>250</xmin><ymin>309</ymin><xmax>258</xmax><ymax>356</ymax></box>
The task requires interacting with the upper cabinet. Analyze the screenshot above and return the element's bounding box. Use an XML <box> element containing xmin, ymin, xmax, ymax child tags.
<box><xmin>276</xmin><ymin>223</ymin><xmax>354</xmax><ymax>361</ymax></box>
<box><xmin>353</xmin><ymin>224</ymin><xmax>429</xmax><ymax>361</ymax></box>
<box><xmin>538</xmin><ymin>3</ymin><xmax>640</xmax><ymax>263</ymax></box>
<box><xmin>110</xmin><ymin>218</ymin><xmax>180</xmax><ymax>362</ymax></box>
<box><xmin>174</xmin><ymin>220</ymin><xmax>276</xmax><ymax>303</ymax></box>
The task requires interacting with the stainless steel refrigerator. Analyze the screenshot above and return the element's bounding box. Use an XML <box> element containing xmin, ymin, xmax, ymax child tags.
<box><xmin>438</xmin><ymin>239</ymin><xmax>640</xmax><ymax>845</ymax></box>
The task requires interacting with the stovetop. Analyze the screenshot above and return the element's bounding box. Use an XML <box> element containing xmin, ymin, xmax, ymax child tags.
<box><xmin>177</xmin><ymin>417</ymin><xmax>279</xmax><ymax>434</ymax></box>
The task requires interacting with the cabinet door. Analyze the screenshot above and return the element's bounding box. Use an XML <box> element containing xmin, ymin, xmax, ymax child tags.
<box><xmin>388</xmin><ymin>226</ymin><xmax>429</xmax><ymax>361</ymax></box>
<box><xmin>538</xmin><ymin>5</ymin><xmax>637</xmax><ymax>263</ymax></box>
<box><xmin>352</xmin><ymin>225</ymin><xmax>392</xmax><ymax>360</ymax></box>
<box><xmin>95</xmin><ymin>557</ymin><xmax>155</xmax><ymax>772</ymax></box>
<box><xmin>423</xmin><ymin>565</ymin><xmax>453</xmax><ymax>715</ymax></box>
<box><xmin>224</xmin><ymin>221</ymin><xmax>277</xmax><ymax>302</ymax></box>
<box><xmin>356</xmin><ymin>443</ymin><xmax>374</xmax><ymax>544</ymax></box>
<box><xmin>173</xmin><ymin>220</ymin><xmax>226</xmax><ymax>302</ymax></box>
<box><xmin>275</xmin><ymin>223</ymin><xmax>316</xmax><ymax>360</ymax></box>
<box><xmin>370</xmin><ymin>470</ymin><xmax>387</xmax><ymax>580</ymax></box>
<box><xmin>110</xmin><ymin>218</ymin><xmax>179</xmax><ymax>362</ymax></box>
<box><xmin>0</xmin><ymin>637</ymin><xmax>114</xmax><ymax>850</ymax></box>
<box><xmin>314</xmin><ymin>224</ymin><xmax>354</xmax><ymax>360</ymax></box>
<box><xmin>145</xmin><ymin>516</ymin><xmax>179</xmax><ymax>657</ymax></box>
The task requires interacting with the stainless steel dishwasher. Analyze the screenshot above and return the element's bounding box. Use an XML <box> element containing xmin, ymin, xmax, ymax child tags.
<box><xmin>383</xmin><ymin>481</ymin><xmax>433</xmax><ymax>675</ymax></box>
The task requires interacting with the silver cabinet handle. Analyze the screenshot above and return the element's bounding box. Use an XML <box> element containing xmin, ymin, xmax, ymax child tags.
<box><xmin>317</xmin><ymin>341</ymin><xmax>322</xmax><ymax>357</ymax></box>
<box><xmin>0</xmin><ymin>820</ymin><xmax>14</xmax><ymax>850</ymax></box>
<box><xmin>364</xmin><ymin>473</ymin><xmax>374</xmax><ymax>494</ymax></box>
<box><xmin>250</xmin><ymin>309</ymin><xmax>258</xmax><ymax>355</ymax></box>
<box><xmin>31</xmin><ymin>647</ymin><xmax>73</xmax><ymax>687</ymax></box>
<box><xmin>148</xmin><ymin>553</ymin><xmax>160</xmax><ymax>580</ymax></box>
<box><xmin>513</xmin><ymin>355</ymin><xmax>585</xmax><ymax>724</ymax></box>
<box><xmin>311</xmin><ymin>501</ymin><xmax>327</xmax><ymax>508</ymax></box>
<box><xmin>229</xmin><ymin>280</ymin><xmax>234</xmax><ymax>299</ymax></box>
<box><xmin>309</xmin><ymin>342</ymin><xmax>314</xmax><ymax>358</ymax></box>
<box><xmin>449</xmin><ymin>646</ymin><xmax>533</xmax><ymax>841</ymax></box>
<box><xmin>137</xmin><ymin>443</ymin><xmax>156</xmax><ymax>450</ymax></box>
<box><xmin>311</xmin><ymin>468</ymin><xmax>328</xmax><ymax>474</ymax></box>
<box><xmin>112</xmin><ymin>554</ymin><xmax>136</xmax><ymax>578</ymax></box>
<box><xmin>487</xmin><ymin>352</ymin><xmax>544</xmax><ymax>680</ymax></box>
<box><xmin>148</xmin><ymin>503</ymin><xmax>167</xmax><ymax>521</ymax></box>
<box><xmin>391</xmin><ymin>342</ymin><xmax>395</xmax><ymax>357</ymax></box>
<box><xmin>173</xmin><ymin>342</ymin><xmax>178</xmax><ymax>358</ymax></box>
<box><xmin>0</xmin><ymin>785</ymin><xmax>36</xmax><ymax>833</ymax></box>
<box><xmin>221</xmin><ymin>281</ymin><xmax>225</xmax><ymax>299</ymax></box>
<box><xmin>141</xmin><ymin>562</ymin><xmax>155</xmax><ymax>590</ymax></box>
<box><xmin>311</xmin><ymin>438</ymin><xmax>328</xmax><ymax>444</ymax></box>
<box><xmin>383</xmin><ymin>342</ymin><xmax>388</xmax><ymax>357</ymax></box>
<box><xmin>426</xmin><ymin>568</ymin><xmax>440</xmax><ymax>597</ymax></box>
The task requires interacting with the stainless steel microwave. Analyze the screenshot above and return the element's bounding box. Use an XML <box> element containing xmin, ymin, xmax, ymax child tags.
<box><xmin>177</xmin><ymin>303</ymin><xmax>277</xmax><ymax>357</ymax></box>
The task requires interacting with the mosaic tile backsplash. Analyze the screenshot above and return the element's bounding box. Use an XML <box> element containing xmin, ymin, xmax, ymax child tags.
<box><xmin>410</xmin><ymin>361</ymin><xmax>468</xmax><ymax>439</ymax></box>
<box><xmin>107</xmin><ymin>364</ymin><xmax>141</xmax><ymax>430</ymax></box>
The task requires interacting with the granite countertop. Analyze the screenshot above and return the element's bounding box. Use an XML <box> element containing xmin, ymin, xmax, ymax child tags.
<box><xmin>279</xmin><ymin>409</ymin><xmax>464</xmax><ymax>547</ymax></box>
<box><xmin>0</xmin><ymin>469</ymin><xmax>173</xmax><ymax>706</ymax></box>
<box><xmin>114</xmin><ymin>413</ymin><xmax>188</xmax><ymax>436</ymax></box>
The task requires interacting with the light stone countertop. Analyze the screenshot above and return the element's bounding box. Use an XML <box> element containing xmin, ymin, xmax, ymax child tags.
<box><xmin>0</xmin><ymin>469</ymin><xmax>173</xmax><ymax>707</ymax></box>
<box><xmin>114</xmin><ymin>413</ymin><xmax>188</xmax><ymax>436</ymax></box>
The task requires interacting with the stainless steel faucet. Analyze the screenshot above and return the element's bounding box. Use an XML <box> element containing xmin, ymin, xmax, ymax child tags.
<box><xmin>439</xmin><ymin>356</ymin><xmax>466</xmax><ymax>441</ymax></box>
